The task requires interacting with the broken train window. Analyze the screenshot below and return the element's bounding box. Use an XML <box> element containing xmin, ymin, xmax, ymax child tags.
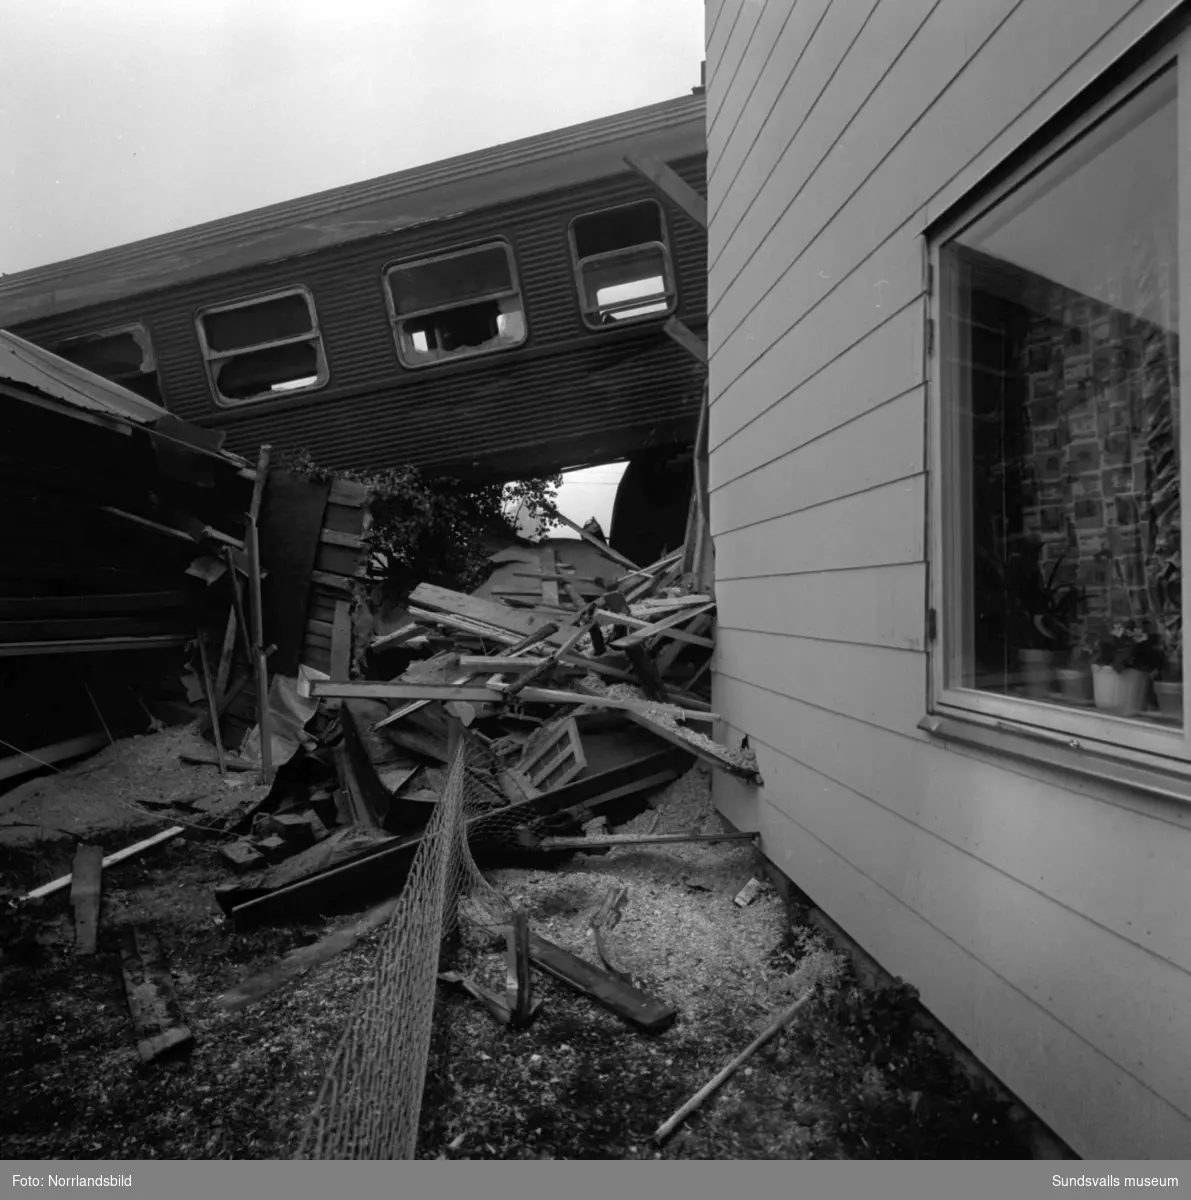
<box><xmin>383</xmin><ymin>241</ymin><xmax>527</xmax><ymax>368</ymax></box>
<box><xmin>196</xmin><ymin>287</ymin><xmax>329</xmax><ymax>405</ymax></box>
<box><xmin>570</xmin><ymin>199</ymin><xmax>677</xmax><ymax>328</ymax></box>
<box><xmin>54</xmin><ymin>323</ymin><xmax>162</xmax><ymax>404</ymax></box>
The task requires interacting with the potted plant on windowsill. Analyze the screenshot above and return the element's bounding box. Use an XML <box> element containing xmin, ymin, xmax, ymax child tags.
<box><xmin>1055</xmin><ymin>634</ymin><xmax>1094</xmax><ymax>703</ymax></box>
<box><xmin>1084</xmin><ymin>622</ymin><xmax>1165</xmax><ymax>717</ymax></box>
<box><xmin>1153</xmin><ymin>620</ymin><xmax>1183</xmax><ymax>718</ymax></box>
<box><xmin>1007</xmin><ymin>541</ymin><xmax>1082</xmax><ymax>698</ymax></box>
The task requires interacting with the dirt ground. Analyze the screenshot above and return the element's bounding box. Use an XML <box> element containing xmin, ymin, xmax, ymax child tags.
<box><xmin>2</xmin><ymin>729</ymin><xmax>1040</xmax><ymax>1160</ymax></box>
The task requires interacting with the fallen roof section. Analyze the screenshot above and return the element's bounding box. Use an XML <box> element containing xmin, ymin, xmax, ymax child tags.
<box><xmin>0</xmin><ymin>329</ymin><xmax>250</xmax><ymax>470</ymax></box>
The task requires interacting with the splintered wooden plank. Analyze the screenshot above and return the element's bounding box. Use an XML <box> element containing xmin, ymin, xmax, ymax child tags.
<box><xmin>526</xmin><ymin>931</ymin><xmax>676</xmax><ymax>1032</ymax></box>
<box><xmin>620</xmin><ymin>709</ymin><xmax>761</xmax><ymax>782</ymax></box>
<box><xmin>70</xmin><ymin>844</ymin><xmax>103</xmax><ymax>956</ymax></box>
<box><xmin>408</xmin><ymin>584</ymin><xmax>575</xmax><ymax>647</ymax></box>
<box><xmin>120</xmin><ymin>927</ymin><xmax>193</xmax><ymax>1062</ymax></box>
<box><xmin>591</xmin><ymin>608</ymin><xmax>714</xmax><ymax>649</ymax></box>
<box><xmin>611</xmin><ymin>602</ymin><xmax>717</xmax><ymax>650</ymax></box>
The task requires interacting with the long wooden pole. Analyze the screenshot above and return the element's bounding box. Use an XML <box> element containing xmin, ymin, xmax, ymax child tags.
<box><xmin>196</xmin><ymin>629</ymin><xmax>227</xmax><ymax>777</ymax></box>
<box><xmin>246</xmin><ymin>445</ymin><xmax>272</xmax><ymax>785</ymax></box>
<box><xmin>653</xmin><ymin>990</ymin><xmax>816</xmax><ymax>1143</ymax></box>
<box><xmin>539</xmin><ymin>501</ymin><xmax>640</xmax><ymax>572</ymax></box>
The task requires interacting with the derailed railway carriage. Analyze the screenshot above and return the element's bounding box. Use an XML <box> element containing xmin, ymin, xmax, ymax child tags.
<box><xmin>0</xmin><ymin>95</ymin><xmax>708</xmax><ymax>489</ymax></box>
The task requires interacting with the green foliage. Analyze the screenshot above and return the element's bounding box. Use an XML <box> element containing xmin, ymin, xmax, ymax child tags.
<box><xmin>272</xmin><ymin>449</ymin><xmax>561</xmax><ymax>594</ymax></box>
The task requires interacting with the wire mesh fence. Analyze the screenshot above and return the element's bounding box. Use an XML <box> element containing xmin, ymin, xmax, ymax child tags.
<box><xmin>294</xmin><ymin>733</ymin><xmax>519</xmax><ymax>1160</ymax></box>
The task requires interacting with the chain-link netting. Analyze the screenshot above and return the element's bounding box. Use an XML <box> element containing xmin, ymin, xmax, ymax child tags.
<box><xmin>294</xmin><ymin>734</ymin><xmax>522</xmax><ymax>1160</ymax></box>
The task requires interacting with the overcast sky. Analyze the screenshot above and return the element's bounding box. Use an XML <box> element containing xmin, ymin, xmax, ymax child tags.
<box><xmin>0</xmin><ymin>0</ymin><xmax>704</xmax><ymax>275</ymax></box>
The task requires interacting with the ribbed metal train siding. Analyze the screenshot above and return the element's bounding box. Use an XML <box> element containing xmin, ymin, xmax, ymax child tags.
<box><xmin>12</xmin><ymin>156</ymin><xmax>707</xmax><ymax>481</ymax></box>
<box><xmin>0</xmin><ymin>95</ymin><xmax>704</xmax><ymax>309</ymax></box>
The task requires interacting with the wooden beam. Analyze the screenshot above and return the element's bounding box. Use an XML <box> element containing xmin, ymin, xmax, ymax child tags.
<box><xmin>26</xmin><ymin>827</ymin><xmax>185</xmax><ymax>900</ymax></box>
<box><xmin>120</xmin><ymin>926</ymin><xmax>194</xmax><ymax>1062</ymax></box>
<box><xmin>0</xmin><ymin>732</ymin><xmax>108</xmax><ymax>783</ymax></box>
<box><xmin>620</xmin><ymin>709</ymin><xmax>761</xmax><ymax>781</ymax></box>
<box><xmin>537</xmin><ymin>504</ymin><xmax>640</xmax><ymax>572</ymax></box>
<box><xmin>507</xmin><ymin>910</ymin><xmax>534</xmax><ymax>1026</ymax></box>
<box><xmin>408</xmin><ymin>584</ymin><xmax>577</xmax><ymax>648</ymax></box>
<box><xmin>525</xmin><ymin>930</ymin><xmax>675</xmax><ymax>1032</ymax></box>
<box><xmin>310</xmin><ymin>570</ymin><xmax>356</xmax><ymax>594</ymax></box>
<box><xmin>213</xmin><ymin>607</ymin><xmax>238</xmax><ymax>702</ymax></box>
<box><xmin>0</xmin><ymin>591</ymin><xmax>187</xmax><ymax>618</ymax></box>
<box><xmin>610</xmin><ymin>602</ymin><xmax>717</xmax><ymax>650</ymax></box>
<box><xmin>0</xmin><ymin>634</ymin><xmax>192</xmax><ymax>657</ymax></box>
<box><xmin>329</xmin><ymin>599</ymin><xmax>352</xmax><ymax>683</ymax></box>
<box><xmin>196</xmin><ymin>629</ymin><xmax>227</xmax><ymax>777</ymax></box>
<box><xmin>70</xmin><ymin>844</ymin><xmax>103</xmax><ymax>956</ymax></box>
<box><xmin>601</xmin><ymin>591</ymin><xmax>667</xmax><ymax>702</ymax></box>
<box><xmin>623</xmin><ymin>153</ymin><xmax>708</xmax><ymax>229</ymax></box>
<box><xmin>246</xmin><ymin>522</ymin><xmax>272</xmax><ymax>786</ymax></box>
<box><xmin>311</xmin><ymin>681</ymin><xmax>503</xmax><ymax>703</ymax></box>
<box><xmin>459</xmin><ymin>655</ymin><xmax>550</xmax><ymax>672</ymax></box>
<box><xmin>512</xmin><ymin>686</ymin><xmax>718</xmax><ymax>723</ymax></box>
<box><xmin>663</xmin><ymin>316</ymin><xmax>709</xmax><ymax>367</ymax></box>
<box><xmin>320</xmin><ymin>528</ymin><xmax>368</xmax><ymax>550</ymax></box>
<box><xmin>540</xmin><ymin>831</ymin><xmax>756</xmax><ymax>851</ymax></box>
<box><xmin>591</xmin><ymin>608</ymin><xmax>714</xmax><ymax>649</ymax></box>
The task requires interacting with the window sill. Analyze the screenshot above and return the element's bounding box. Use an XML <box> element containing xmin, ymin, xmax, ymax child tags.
<box><xmin>919</xmin><ymin>710</ymin><xmax>1191</xmax><ymax>806</ymax></box>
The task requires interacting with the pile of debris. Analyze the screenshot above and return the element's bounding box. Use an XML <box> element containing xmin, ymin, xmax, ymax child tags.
<box><xmin>179</xmin><ymin>518</ymin><xmax>759</xmax><ymax>924</ymax></box>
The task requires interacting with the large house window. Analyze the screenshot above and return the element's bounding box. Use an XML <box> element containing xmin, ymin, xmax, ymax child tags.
<box><xmin>196</xmin><ymin>287</ymin><xmax>328</xmax><ymax>405</ymax></box>
<box><xmin>54</xmin><ymin>323</ymin><xmax>162</xmax><ymax>404</ymax></box>
<box><xmin>933</xmin><ymin>45</ymin><xmax>1189</xmax><ymax>762</ymax></box>
<box><xmin>383</xmin><ymin>241</ymin><xmax>527</xmax><ymax>368</ymax></box>
<box><xmin>570</xmin><ymin>200</ymin><xmax>677</xmax><ymax>328</ymax></box>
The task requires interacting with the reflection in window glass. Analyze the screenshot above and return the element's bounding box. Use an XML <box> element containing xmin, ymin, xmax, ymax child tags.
<box><xmin>942</xmin><ymin>68</ymin><xmax>1180</xmax><ymax>725</ymax></box>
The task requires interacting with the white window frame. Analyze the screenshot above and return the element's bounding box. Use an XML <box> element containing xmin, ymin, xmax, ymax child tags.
<box><xmin>569</xmin><ymin>199</ymin><xmax>678</xmax><ymax>329</ymax></box>
<box><xmin>195</xmin><ymin>285</ymin><xmax>329</xmax><ymax>407</ymax></box>
<box><xmin>926</xmin><ymin>30</ymin><xmax>1191</xmax><ymax>772</ymax></box>
<box><xmin>381</xmin><ymin>240</ymin><xmax>527</xmax><ymax>370</ymax></box>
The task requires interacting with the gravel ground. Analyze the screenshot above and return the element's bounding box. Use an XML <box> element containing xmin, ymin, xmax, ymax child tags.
<box><xmin>420</xmin><ymin>767</ymin><xmax>1035</xmax><ymax>1160</ymax></box>
<box><xmin>1</xmin><ymin>735</ymin><xmax>1037</xmax><ymax>1161</ymax></box>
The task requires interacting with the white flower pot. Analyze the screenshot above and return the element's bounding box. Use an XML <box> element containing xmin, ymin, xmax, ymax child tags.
<box><xmin>1091</xmin><ymin>665</ymin><xmax>1150</xmax><ymax>717</ymax></box>
<box><xmin>1055</xmin><ymin>667</ymin><xmax>1093</xmax><ymax>703</ymax></box>
<box><xmin>1154</xmin><ymin>680</ymin><xmax>1183</xmax><ymax>720</ymax></box>
<box><xmin>1019</xmin><ymin>648</ymin><xmax>1059</xmax><ymax>697</ymax></box>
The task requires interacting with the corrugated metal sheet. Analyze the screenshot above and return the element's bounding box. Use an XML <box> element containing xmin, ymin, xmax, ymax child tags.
<box><xmin>0</xmin><ymin>94</ymin><xmax>706</xmax><ymax>326</ymax></box>
<box><xmin>0</xmin><ymin>328</ymin><xmax>166</xmax><ymax>425</ymax></box>
<box><xmin>10</xmin><ymin>155</ymin><xmax>708</xmax><ymax>482</ymax></box>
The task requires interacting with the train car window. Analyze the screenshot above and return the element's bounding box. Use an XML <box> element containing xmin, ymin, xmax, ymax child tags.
<box><xmin>196</xmin><ymin>287</ymin><xmax>328</xmax><ymax>405</ymax></box>
<box><xmin>54</xmin><ymin>323</ymin><xmax>163</xmax><ymax>404</ymax></box>
<box><xmin>569</xmin><ymin>200</ymin><xmax>676</xmax><ymax>328</ymax></box>
<box><xmin>383</xmin><ymin>241</ymin><xmax>527</xmax><ymax>368</ymax></box>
